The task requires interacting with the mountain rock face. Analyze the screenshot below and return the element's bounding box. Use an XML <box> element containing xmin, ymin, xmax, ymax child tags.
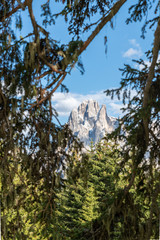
<box><xmin>68</xmin><ymin>100</ymin><xmax>118</xmax><ymax>146</ymax></box>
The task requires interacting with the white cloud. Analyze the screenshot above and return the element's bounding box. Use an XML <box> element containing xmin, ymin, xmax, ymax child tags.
<box><xmin>53</xmin><ymin>93</ymin><xmax>80</xmax><ymax>116</ymax></box>
<box><xmin>52</xmin><ymin>91</ymin><xmax>124</xmax><ymax>119</ymax></box>
<box><xmin>123</xmin><ymin>48</ymin><xmax>142</xmax><ymax>58</ymax></box>
<box><xmin>123</xmin><ymin>39</ymin><xmax>143</xmax><ymax>58</ymax></box>
<box><xmin>109</xmin><ymin>103</ymin><xmax>124</xmax><ymax>115</ymax></box>
<box><xmin>129</xmin><ymin>39</ymin><xmax>140</xmax><ymax>48</ymax></box>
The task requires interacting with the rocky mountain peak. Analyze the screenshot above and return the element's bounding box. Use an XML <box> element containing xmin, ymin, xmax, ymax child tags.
<box><xmin>78</xmin><ymin>100</ymin><xmax>99</xmax><ymax>118</ymax></box>
<box><xmin>68</xmin><ymin>100</ymin><xmax>118</xmax><ymax>146</ymax></box>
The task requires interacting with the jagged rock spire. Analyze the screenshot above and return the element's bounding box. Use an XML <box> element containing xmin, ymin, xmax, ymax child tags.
<box><xmin>68</xmin><ymin>100</ymin><xmax>118</xmax><ymax>146</ymax></box>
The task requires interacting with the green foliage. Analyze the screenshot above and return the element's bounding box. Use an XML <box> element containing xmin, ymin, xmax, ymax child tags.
<box><xmin>1</xmin><ymin>0</ymin><xmax>160</xmax><ymax>239</ymax></box>
<box><xmin>1</xmin><ymin>138</ymin><xmax>160</xmax><ymax>239</ymax></box>
<box><xmin>53</xmin><ymin>140</ymin><xmax>160</xmax><ymax>240</ymax></box>
<box><xmin>54</xmin><ymin>142</ymin><xmax>121</xmax><ymax>239</ymax></box>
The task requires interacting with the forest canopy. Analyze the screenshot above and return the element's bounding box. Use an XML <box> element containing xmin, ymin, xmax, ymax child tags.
<box><xmin>0</xmin><ymin>0</ymin><xmax>160</xmax><ymax>239</ymax></box>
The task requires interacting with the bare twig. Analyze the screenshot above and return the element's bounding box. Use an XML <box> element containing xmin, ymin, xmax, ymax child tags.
<box><xmin>30</xmin><ymin>72</ymin><xmax>67</xmax><ymax>109</ymax></box>
<box><xmin>44</xmin><ymin>74</ymin><xmax>61</xmax><ymax>90</ymax></box>
<box><xmin>83</xmin><ymin>18</ymin><xmax>102</xmax><ymax>32</ymax></box>
<box><xmin>35</xmin><ymin>70</ymin><xmax>53</xmax><ymax>80</ymax></box>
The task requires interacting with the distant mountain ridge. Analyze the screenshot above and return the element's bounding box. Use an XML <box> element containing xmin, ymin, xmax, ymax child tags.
<box><xmin>68</xmin><ymin>100</ymin><xmax>118</xmax><ymax>146</ymax></box>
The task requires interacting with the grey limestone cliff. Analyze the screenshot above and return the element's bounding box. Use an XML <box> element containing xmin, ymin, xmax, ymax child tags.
<box><xmin>68</xmin><ymin>100</ymin><xmax>118</xmax><ymax>146</ymax></box>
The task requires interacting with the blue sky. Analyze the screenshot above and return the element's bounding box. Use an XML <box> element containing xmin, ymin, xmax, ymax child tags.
<box><xmin>52</xmin><ymin>1</ymin><xmax>153</xmax><ymax>123</ymax></box>
<box><xmin>18</xmin><ymin>1</ymin><xmax>154</xmax><ymax>124</ymax></box>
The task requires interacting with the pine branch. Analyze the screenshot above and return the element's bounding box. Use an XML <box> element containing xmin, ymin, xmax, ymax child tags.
<box><xmin>35</xmin><ymin>70</ymin><xmax>53</xmax><ymax>80</ymax></box>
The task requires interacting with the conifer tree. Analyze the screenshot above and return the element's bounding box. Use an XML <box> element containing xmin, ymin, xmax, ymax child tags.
<box><xmin>55</xmin><ymin>140</ymin><xmax>160</xmax><ymax>239</ymax></box>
